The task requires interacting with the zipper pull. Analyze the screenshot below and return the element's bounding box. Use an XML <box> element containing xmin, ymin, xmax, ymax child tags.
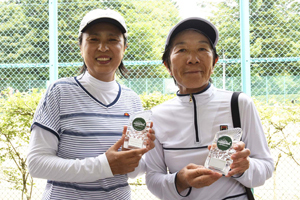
<box><xmin>189</xmin><ymin>94</ymin><xmax>193</xmax><ymax>103</ymax></box>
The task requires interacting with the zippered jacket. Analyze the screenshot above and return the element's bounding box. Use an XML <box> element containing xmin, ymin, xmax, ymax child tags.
<box><xmin>145</xmin><ymin>84</ymin><xmax>274</xmax><ymax>200</ymax></box>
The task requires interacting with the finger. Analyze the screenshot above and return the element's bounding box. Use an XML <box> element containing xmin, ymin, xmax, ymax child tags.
<box><xmin>118</xmin><ymin>148</ymin><xmax>145</xmax><ymax>161</ymax></box>
<box><xmin>192</xmin><ymin>171</ymin><xmax>222</xmax><ymax>182</ymax></box>
<box><xmin>208</xmin><ymin>145</ymin><xmax>211</xmax><ymax>150</ymax></box>
<box><xmin>231</xmin><ymin>148</ymin><xmax>251</xmax><ymax>160</ymax></box>
<box><xmin>150</xmin><ymin>121</ymin><xmax>153</xmax><ymax>128</ymax></box>
<box><xmin>227</xmin><ymin>161</ymin><xmax>250</xmax><ymax>177</ymax></box>
<box><xmin>122</xmin><ymin>125</ymin><xmax>128</xmax><ymax>136</ymax></box>
<box><xmin>193</xmin><ymin>168</ymin><xmax>215</xmax><ymax>177</ymax></box>
<box><xmin>148</xmin><ymin>128</ymin><xmax>155</xmax><ymax>135</ymax></box>
<box><xmin>146</xmin><ymin>141</ymin><xmax>155</xmax><ymax>151</ymax></box>
<box><xmin>186</xmin><ymin>163</ymin><xmax>200</xmax><ymax>170</ymax></box>
<box><xmin>127</xmin><ymin>148</ymin><xmax>148</xmax><ymax>156</ymax></box>
<box><xmin>189</xmin><ymin>170</ymin><xmax>222</xmax><ymax>187</ymax></box>
<box><xmin>121</xmin><ymin>126</ymin><xmax>128</xmax><ymax>151</ymax></box>
<box><xmin>145</xmin><ymin>130</ymin><xmax>155</xmax><ymax>150</ymax></box>
<box><xmin>226</xmin><ymin>168</ymin><xmax>243</xmax><ymax>177</ymax></box>
<box><xmin>112</xmin><ymin>134</ymin><xmax>126</xmax><ymax>151</ymax></box>
<box><xmin>232</xmin><ymin>156</ymin><xmax>250</xmax><ymax>168</ymax></box>
<box><xmin>124</xmin><ymin>153</ymin><xmax>143</xmax><ymax>164</ymax></box>
<box><xmin>233</xmin><ymin>141</ymin><xmax>245</xmax><ymax>151</ymax></box>
<box><xmin>147</xmin><ymin>131</ymin><xmax>155</xmax><ymax>141</ymax></box>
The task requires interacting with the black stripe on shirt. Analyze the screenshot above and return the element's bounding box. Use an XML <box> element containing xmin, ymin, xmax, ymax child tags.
<box><xmin>163</xmin><ymin>146</ymin><xmax>208</xmax><ymax>150</ymax></box>
<box><xmin>47</xmin><ymin>180</ymin><xmax>129</xmax><ymax>192</ymax></box>
<box><xmin>221</xmin><ymin>192</ymin><xmax>247</xmax><ymax>200</ymax></box>
<box><xmin>31</xmin><ymin>122</ymin><xmax>60</xmax><ymax>141</ymax></box>
<box><xmin>60</xmin><ymin>112</ymin><xmax>130</xmax><ymax>120</ymax></box>
<box><xmin>62</xmin><ymin>130</ymin><xmax>122</xmax><ymax>137</ymax></box>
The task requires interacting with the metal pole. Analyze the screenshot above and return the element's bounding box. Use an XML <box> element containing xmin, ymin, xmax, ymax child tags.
<box><xmin>240</xmin><ymin>0</ymin><xmax>251</xmax><ymax>96</ymax></box>
<box><xmin>222</xmin><ymin>49</ymin><xmax>226</xmax><ymax>90</ymax></box>
<box><xmin>49</xmin><ymin>0</ymin><xmax>58</xmax><ymax>83</ymax></box>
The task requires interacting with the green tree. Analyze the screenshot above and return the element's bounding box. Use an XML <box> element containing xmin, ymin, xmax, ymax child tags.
<box><xmin>209</xmin><ymin>0</ymin><xmax>300</xmax><ymax>77</ymax></box>
<box><xmin>208</xmin><ymin>0</ymin><xmax>300</xmax><ymax>97</ymax></box>
<box><xmin>0</xmin><ymin>88</ymin><xmax>44</xmax><ymax>200</ymax></box>
<box><xmin>0</xmin><ymin>0</ymin><xmax>179</xmax><ymax>92</ymax></box>
<box><xmin>0</xmin><ymin>1</ymin><xmax>49</xmax><ymax>90</ymax></box>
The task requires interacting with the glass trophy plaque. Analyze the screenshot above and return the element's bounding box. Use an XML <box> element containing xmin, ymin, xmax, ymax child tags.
<box><xmin>123</xmin><ymin>110</ymin><xmax>152</xmax><ymax>149</ymax></box>
<box><xmin>204</xmin><ymin>128</ymin><xmax>243</xmax><ymax>175</ymax></box>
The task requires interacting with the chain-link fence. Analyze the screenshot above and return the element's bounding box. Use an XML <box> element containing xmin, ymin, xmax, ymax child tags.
<box><xmin>0</xmin><ymin>0</ymin><xmax>300</xmax><ymax>199</ymax></box>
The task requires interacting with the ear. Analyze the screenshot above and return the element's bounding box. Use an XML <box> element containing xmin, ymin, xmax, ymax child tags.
<box><xmin>213</xmin><ymin>56</ymin><xmax>219</xmax><ymax>66</ymax></box>
<box><xmin>164</xmin><ymin>62</ymin><xmax>172</xmax><ymax>76</ymax></box>
<box><xmin>122</xmin><ymin>44</ymin><xmax>127</xmax><ymax>58</ymax></box>
<box><xmin>211</xmin><ymin>56</ymin><xmax>219</xmax><ymax>75</ymax></box>
<box><xmin>80</xmin><ymin>45</ymin><xmax>83</xmax><ymax>57</ymax></box>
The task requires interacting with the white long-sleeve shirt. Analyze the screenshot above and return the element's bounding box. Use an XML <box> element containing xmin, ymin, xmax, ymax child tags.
<box><xmin>145</xmin><ymin>85</ymin><xmax>274</xmax><ymax>200</ymax></box>
<box><xmin>27</xmin><ymin>72</ymin><xmax>145</xmax><ymax>199</ymax></box>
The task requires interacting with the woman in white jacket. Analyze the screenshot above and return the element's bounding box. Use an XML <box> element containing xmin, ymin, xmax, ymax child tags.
<box><xmin>145</xmin><ymin>17</ymin><xmax>274</xmax><ymax>200</ymax></box>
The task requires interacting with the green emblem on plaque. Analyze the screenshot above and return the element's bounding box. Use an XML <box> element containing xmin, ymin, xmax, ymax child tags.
<box><xmin>217</xmin><ymin>136</ymin><xmax>232</xmax><ymax>151</ymax></box>
<box><xmin>132</xmin><ymin>117</ymin><xmax>146</xmax><ymax>131</ymax></box>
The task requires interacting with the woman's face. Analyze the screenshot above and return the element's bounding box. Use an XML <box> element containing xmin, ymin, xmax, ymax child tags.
<box><xmin>80</xmin><ymin>22</ymin><xmax>126</xmax><ymax>82</ymax></box>
<box><xmin>167</xmin><ymin>30</ymin><xmax>218</xmax><ymax>94</ymax></box>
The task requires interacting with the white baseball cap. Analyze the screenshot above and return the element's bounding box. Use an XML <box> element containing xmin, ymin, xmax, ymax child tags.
<box><xmin>165</xmin><ymin>17</ymin><xmax>219</xmax><ymax>49</ymax></box>
<box><xmin>79</xmin><ymin>8</ymin><xmax>127</xmax><ymax>37</ymax></box>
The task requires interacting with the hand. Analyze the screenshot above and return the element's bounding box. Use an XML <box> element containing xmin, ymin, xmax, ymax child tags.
<box><xmin>176</xmin><ymin>164</ymin><xmax>222</xmax><ymax>193</ymax></box>
<box><xmin>145</xmin><ymin>122</ymin><xmax>155</xmax><ymax>151</ymax></box>
<box><xmin>106</xmin><ymin>127</ymin><xmax>148</xmax><ymax>175</ymax></box>
<box><xmin>226</xmin><ymin>141</ymin><xmax>250</xmax><ymax>177</ymax></box>
<box><xmin>121</xmin><ymin>123</ymin><xmax>155</xmax><ymax>151</ymax></box>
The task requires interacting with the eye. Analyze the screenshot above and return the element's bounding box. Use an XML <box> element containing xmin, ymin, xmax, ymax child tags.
<box><xmin>199</xmin><ymin>48</ymin><xmax>207</xmax><ymax>51</ymax></box>
<box><xmin>89</xmin><ymin>38</ymin><xmax>99</xmax><ymax>41</ymax></box>
<box><xmin>109</xmin><ymin>38</ymin><xmax>119</xmax><ymax>42</ymax></box>
<box><xmin>178</xmin><ymin>49</ymin><xmax>186</xmax><ymax>52</ymax></box>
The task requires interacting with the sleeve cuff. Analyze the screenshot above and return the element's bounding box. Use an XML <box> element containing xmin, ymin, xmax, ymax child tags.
<box><xmin>175</xmin><ymin>172</ymin><xmax>192</xmax><ymax>197</ymax></box>
<box><xmin>232</xmin><ymin>172</ymin><xmax>245</xmax><ymax>178</ymax></box>
<box><xmin>98</xmin><ymin>154</ymin><xmax>113</xmax><ymax>178</ymax></box>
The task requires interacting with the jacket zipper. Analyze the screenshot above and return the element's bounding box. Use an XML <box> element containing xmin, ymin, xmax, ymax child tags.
<box><xmin>190</xmin><ymin>94</ymin><xmax>200</xmax><ymax>144</ymax></box>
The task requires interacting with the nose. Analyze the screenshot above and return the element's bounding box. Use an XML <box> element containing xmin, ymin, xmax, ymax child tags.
<box><xmin>98</xmin><ymin>42</ymin><xmax>109</xmax><ymax>52</ymax></box>
<box><xmin>187</xmin><ymin>52</ymin><xmax>200</xmax><ymax>64</ymax></box>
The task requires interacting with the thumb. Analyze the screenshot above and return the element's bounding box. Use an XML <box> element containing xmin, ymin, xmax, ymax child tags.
<box><xmin>111</xmin><ymin>133</ymin><xmax>126</xmax><ymax>151</ymax></box>
<box><xmin>122</xmin><ymin>125</ymin><xmax>128</xmax><ymax>136</ymax></box>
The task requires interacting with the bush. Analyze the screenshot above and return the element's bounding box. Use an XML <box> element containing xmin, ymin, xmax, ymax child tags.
<box><xmin>0</xmin><ymin>88</ymin><xmax>44</xmax><ymax>200</ymax></box>
<box><xmin>139</xmin><ymin>92</ymin><xmax>176</xmax><ymax>110</ymax></box>
<box><xmin>0</xmin><ymin>89</ymin><xmax>299</xmax><ymax>199</ymax></box>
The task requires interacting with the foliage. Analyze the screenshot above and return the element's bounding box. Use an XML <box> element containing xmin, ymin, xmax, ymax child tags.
<box><xmin>0</xmin><ymin>88</ymin><xmax>299</xmax><ymax>199</ymax></box>
<box><xmin>254</xmin><ymin>97</ymin><xmax>300</xmax><ymax>199</ymax></box>
<box><xmin>208</xmin><ymin>0</ymin><xmax>300</xmax><ymax>79</ymax></box>
<box><xmin>0</xmin><ymin>0</ymin><xmax>179</xmax><ymax>83</ymax></box>
<box><xmin>0</xmin><ymin>88</ymin><xmax>44</xmax><ymax>200</ymax></box>
<box><xmin>139</xmin><ymin>91</ymin><xmax>175</xmax><ymax>110</ymax></box>
<box><xmin>254</xmin><ymin>97</ymin><xmax>300</xmax><ymax>166</ymax></box>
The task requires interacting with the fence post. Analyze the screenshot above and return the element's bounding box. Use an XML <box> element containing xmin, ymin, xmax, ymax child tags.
<box><xmin>240</xmin><ymin>0</ymin><xmax>251</xmax><ymax>96</ymax></box>
<box><xmin>49</xmin><ymin>0</ymin><xmax>58</xmax><ymax>83</ymax></box>
<box><xmin>266</xmin><ymin>76</ymin><xmax>269</xmax><ymax>103</ymax></box>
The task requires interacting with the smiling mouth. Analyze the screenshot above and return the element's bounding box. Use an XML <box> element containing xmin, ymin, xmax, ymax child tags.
<box><xmin>96</xmin><ymin>57</ymin><xmax>111</xmax><ymax>61</ymax></box>
<box><xmin>186</xmin><ymin>71</ymin><xmax>202</xmax><ymax>74</ymax></box>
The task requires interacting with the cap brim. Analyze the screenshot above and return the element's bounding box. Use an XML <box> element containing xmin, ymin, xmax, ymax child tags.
<box><xmin>81</xmin><ymin>18</ymin><xmax>127</xmax><ymax>33</ymax></box>
<box><xmin>166</xmin><ymin>18</ymin><xmax>218</xmax><ymax>48</ymax></box>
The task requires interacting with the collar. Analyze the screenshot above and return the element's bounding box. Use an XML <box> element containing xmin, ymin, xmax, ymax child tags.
<box><xmin>79</xmin><ymin>71</ymin><xmax>118</xmax><ymax>92</ymax></box>
<box><xmin>176</xmin><ymin>83</ymin><xmax>215</xmax><ymax>104</ymax></box>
